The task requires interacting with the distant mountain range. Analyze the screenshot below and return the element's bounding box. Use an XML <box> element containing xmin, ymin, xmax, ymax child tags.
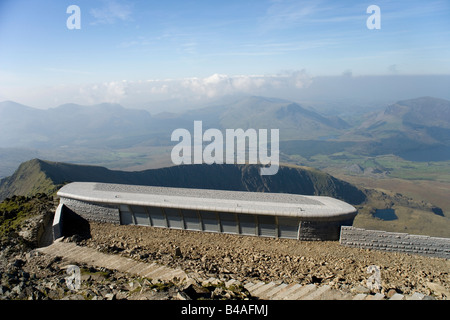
<box><xmin>350</xmin><ymin>96</ymin><xmax>450</xmax><ymax>160</ymax></box>
<box><xmin>0</xmin><ymin>96</ymin><xmax>352</xmax><ymax>149</ymax></box>
<box><xmin>360</xmin><ymin>96</ymin><xmax>450</xmax><ymax>134</ymax></box>
<box><xmin>1</xmin><ymin>95</ymin><xmax>450</xmax><ymax>178</ymax></box>
<box><xmin>0</xmin><ymin>101</ymin><xmax>155</xmax><ymax>148</ymax></box>
<box><xmin>163</xmin><ymin>96</ymin><xmax>351</xmax><ymax>139</ymax></box>
<box><xmin>0</xmin><ymin>159</ymin><xmax>366</xmax><ymax>206</ymax></box>
<box><xmin>280</xmin><ymin>96</ymin><xmax>450</xmax><ymax>161</ymax></box>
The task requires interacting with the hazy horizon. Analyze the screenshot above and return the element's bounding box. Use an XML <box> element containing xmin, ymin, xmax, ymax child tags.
<box><xmin>1</xmin><ymin>74</ymin><xmax>450</xmax><ymax>114</ymax></box>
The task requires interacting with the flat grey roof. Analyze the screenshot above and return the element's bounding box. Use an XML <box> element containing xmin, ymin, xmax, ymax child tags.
<box><xmin>57</xmin><ymin>182</ymin><xmax>357</xmax><ymax>220</ymax></box>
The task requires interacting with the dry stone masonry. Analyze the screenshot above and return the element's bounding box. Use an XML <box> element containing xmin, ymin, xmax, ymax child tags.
<box><xmin>340</xmin><ymin>226</ymin><xmax>450</xmax><ymax>259</ymax></box>
<box><xmin>60</xmin><ymin>198</ymin><xmax>120</xmax><ymax>224</ymax></box>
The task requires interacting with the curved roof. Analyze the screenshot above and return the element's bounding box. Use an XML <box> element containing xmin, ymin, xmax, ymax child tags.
<box><xmin>57</xmin><ymin>182</ymin><xmax>357</xmax><ymax>220</ymax></box>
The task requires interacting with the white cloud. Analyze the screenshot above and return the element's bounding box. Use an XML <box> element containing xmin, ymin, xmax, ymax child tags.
<box><xmin>90</xmin><ymin>0</ymin><xmax>133</xmax><ymax>25</ymax></box>
<box><xmin>77</xmin><ymin>81</ymin><xmax>128</xmax><ymax>104</ymax></box>
<box><xmin>177</xmin><ymin>71</ymin><xmax>312</xmax><ymax>99</ymax></box>
<box><xmin>0</xmin><ymin>71</ymin><xmax>313</xmax><ymax>110</ymax></box>
<box><xmin>4</xmin><ymin>73</ymin><xmax>450</xmax><ymax>112</ymax></box>
<box><xmin>263</xmin><ymin>1</ymin><xmax>319</xmax><ymax>30</ymax></box>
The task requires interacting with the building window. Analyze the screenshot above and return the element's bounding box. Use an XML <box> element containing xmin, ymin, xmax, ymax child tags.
<box><xmin>239</xmin><ymin>214</ymin><xmax>257</xmax><ymax>236</ymax></box>
<box><xmin>200</xmin><ymin>211</ymin><xmax>219</xmax><ymax>232</ymax></box>
<box><xmin>119</xmin><ymin>204</ymin><xmax>134</xmax><ymax>225</ymax></box>
<box><xmin>130</xmin><ymin>205</ymin><xmax>150</xmax><ymax>226</ymax></box>
<box><xmin>219</xmin><ymin>212</ymin><xmax>238</xmax><ymax>234</ymax></box>
<box><xmin>148</xmin><ymin>206</ymin><xmax>166</xmax><ymax>227</ymax></box>
<box><xmin>182</xmin><ymin>209</ymin><xmax>201</xmax><ymax>230</ymax></box>
<box><xmin>165</xmin><ymin>208</ymin><xmax>183</xmax><ymax>229</ymax></box>
<box><xmin>258</xmin><ymin>215</ymin><xmax>277</xmax><ymax>238</ymax></box>
<box><xmin>277</xmin><ymin>216</ymin><xmax>300</xmax><ymax>239</ymax></box>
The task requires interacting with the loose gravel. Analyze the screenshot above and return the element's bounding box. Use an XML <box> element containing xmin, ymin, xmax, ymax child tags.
<box><xmin>78</xmin><ymin>222</ymin><xmax>450</xmax><ymax>298</ymax></box>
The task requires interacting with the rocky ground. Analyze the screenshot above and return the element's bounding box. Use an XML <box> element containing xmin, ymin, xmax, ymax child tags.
<box><xmin>78</xmin><ymin>222</ymin><xmax>449</xmax><ymax>299</ymax></box>
<box><xmin>0</xmin><ymin>244</ymin><xmax>251</xmax><ymax>301</ymax></box>
<box><xmin>1</xmin><ymin>210</ymin><xmax>449</xmax><ymax>300</ymax></box>
<box><xmin>0</xmin><ymin>232</ymin><xmax>253</xmax><ymax>301</ymax></box>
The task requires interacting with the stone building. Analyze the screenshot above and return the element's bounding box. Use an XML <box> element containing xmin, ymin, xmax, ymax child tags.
<box><xmin>53</xmin><ymin>182</ymin><xmax>357</xmax><ymax>241</ymax></box>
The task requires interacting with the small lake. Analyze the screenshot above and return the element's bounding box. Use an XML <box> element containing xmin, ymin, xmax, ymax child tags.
<box><xmin>374</xmin><ymin>209</ymin><xmax>398</xmax><ymax>221</ymax></box>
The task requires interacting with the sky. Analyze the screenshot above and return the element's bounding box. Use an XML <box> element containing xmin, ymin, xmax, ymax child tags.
<box><xmin>0</xmin><ymin>0</ymin><xmax>449</xmax><ymax>110</ymax></box>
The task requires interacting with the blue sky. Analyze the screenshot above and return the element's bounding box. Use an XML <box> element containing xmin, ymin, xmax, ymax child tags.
<box><xmin>0</xmin><ymin>0</ymin><xmax>449</xmax><ymax>109</ymax></box>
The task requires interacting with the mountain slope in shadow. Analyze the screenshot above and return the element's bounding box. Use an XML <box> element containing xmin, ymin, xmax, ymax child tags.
<box><xmin>0</xmin><ymin>159</ymin><xmax>366</xmax><ymax>205</ymax></box>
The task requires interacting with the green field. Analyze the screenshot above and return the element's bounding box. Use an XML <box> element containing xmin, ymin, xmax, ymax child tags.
<box><xmin>285</xmin><ymin>151</ymin><xmax>450</xmax><ymax>183</ymax></box>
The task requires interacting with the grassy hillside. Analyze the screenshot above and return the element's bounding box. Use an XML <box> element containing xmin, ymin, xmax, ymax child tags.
<box><xmin>0</xmin><ymin>159</ymin><xmax>58</xmax><ymax>199</ymax></box>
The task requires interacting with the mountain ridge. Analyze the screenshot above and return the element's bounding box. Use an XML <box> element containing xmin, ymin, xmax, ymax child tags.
<box><xmin>0</xmin><ymin>96</ymin><xmax>351</xmax><ymax>148</ymax></box>
<box><xmin>357</xmin><ymin>96</ymin><xmax>450</xmax><ymax>142</ymax></box>
<box><xmin>0</xmin><ymin>159</ymin><xmax>366</xmax><ymax>205</ymax></box>
<box><xmin>0</xmin><ymin>101</ymin><xmax>155</xmax><ymax>148</ymax></box>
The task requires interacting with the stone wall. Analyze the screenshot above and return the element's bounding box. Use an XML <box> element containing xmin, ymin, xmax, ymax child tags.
<box><xmin>59</xmin><ymin>198</ymin><xmax>120</xmax><ymax>224</ymax></box>
<box><xmin>340</xmin><ymin>226</ymin><xmax>450</xmax><ymax>259</ymax></box>
<box><xmin>299</xmin><ymin>218</ymin><xmax>355</xmax><ymax>241</ymax></box>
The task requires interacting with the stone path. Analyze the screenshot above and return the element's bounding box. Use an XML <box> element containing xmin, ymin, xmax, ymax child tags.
<box><xmin>37</xmin><ymin>239</ymin><xmax>187</xmax><ymax>282</ymax></box>
<box><xmin>241</xmin><ymin>281</ymin><xmax>431</xmax><ymax>300</ymax></box>
<box><xmin>37</xmin><ymin>240</ymin><xmax>431</xmax><ymax>300</ymax></box>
